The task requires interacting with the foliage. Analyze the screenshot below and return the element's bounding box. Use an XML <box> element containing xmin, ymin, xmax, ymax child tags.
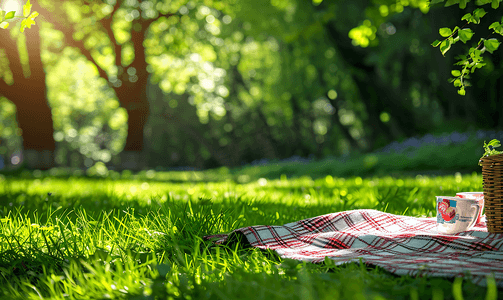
<box><xmin>479</xmin><ymin>139</ymin><xmax>503</xmax><ymax>165</ymax></box>
<box><xmin>0</xmin><ymin>0</ymin><xmax>38</xmax><ymax>32</ymax></box>
<box><xmin>45</xmin><ymin>47</ymin><xmax>127</xmax><ymax>167</ymax></box>
<box><xmin>430</xmin><ymin>0</ymin><xmax>502</xmax><ymax>95</ymax></box>
<box><xmin>0</xmin><ymin>171</ymin><xmax>500</xmax><ymax>299</ymax></box>
<box><xmin>1</xmin><ymin>0</ymin><xmax>502</xmax><ymax>170</ymax></box>
<box><xmin>343</xmin><ymin>0</ymin><xmax>431</xmax><ymax>48</ymax></box>
<box><xmin>0</xmin><ymin>97</ymin><xmax>21</xmax><ymax>163</ymax></box>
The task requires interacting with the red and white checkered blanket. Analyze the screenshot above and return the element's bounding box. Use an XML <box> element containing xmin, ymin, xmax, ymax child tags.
<box><xmin>206</xmin><ymin>209</ymin><xmax>503</xmax><ymax>286</ymax></box>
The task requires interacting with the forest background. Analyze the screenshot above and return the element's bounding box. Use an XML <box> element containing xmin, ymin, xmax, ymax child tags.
<box><xmin>0</xmin><ymin>0</ymin><xmax>502</xmax><ymax>172</ymax></box>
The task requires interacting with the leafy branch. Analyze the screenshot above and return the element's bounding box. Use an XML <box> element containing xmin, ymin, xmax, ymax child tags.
<box><xmin>430</xmin><ymin>1</ymin><xmax>502</xmax><ymax>95</ymax></box>
<box><xmin>479</xmin><ymin>139</ymin><xmax>503</xmax><ymax>165</ymax></box>
<box><xmin>0</xmin><ymin>0</ymin><xmax>39</xmax><ymax>32</ymax></box>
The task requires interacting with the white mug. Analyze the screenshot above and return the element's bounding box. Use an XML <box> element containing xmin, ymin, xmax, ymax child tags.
<box><xmin>456</xmin><ymin>192</ymin><xmax>484</xmax><ymax>224</ymax></box>
<box><xmin>436</xmin><ymin>196</ymin><xmax>480</xmax><ymax>234</ymax></box>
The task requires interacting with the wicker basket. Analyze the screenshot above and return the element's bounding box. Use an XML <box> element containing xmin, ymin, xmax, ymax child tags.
<box><xmin>480</xmin><ymin>153</ymin><xmax>503</xmax><ymax>233</ymax></box>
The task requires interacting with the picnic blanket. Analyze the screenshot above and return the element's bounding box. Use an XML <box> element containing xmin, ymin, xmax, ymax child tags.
<box><xmin>205</xmin><ymin>209</ymin><xmax>503</xmax><ymax>287</ymax></box>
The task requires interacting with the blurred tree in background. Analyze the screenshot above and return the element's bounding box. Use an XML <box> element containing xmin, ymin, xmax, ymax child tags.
<box><xmin>0</xmin><ymin>1</ymin><xmax>54</xmax><ymax>169</ymax></box>
<box><xmin>0</xmin><ymin>0</ymin><xmax>501</xmax><ymax>171</ymax></box>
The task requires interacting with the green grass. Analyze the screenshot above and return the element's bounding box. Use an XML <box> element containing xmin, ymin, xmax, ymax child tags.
<box><xmin>0</xmin><ymin>171</ymin><xmax>500</xmax><ymax>299</ymax></box>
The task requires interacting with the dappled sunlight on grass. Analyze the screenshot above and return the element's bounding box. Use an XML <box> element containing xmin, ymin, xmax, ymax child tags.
<box><xmin>0</xmin><ymin>172</ymin><xmax>491</xmax><ymax>299</ymax></box>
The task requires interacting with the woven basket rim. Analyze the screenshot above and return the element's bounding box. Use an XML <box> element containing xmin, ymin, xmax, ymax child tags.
<box><xmin>480</xmin><ymin>153</ymin><xmax>503</xmax><ymax>164</ymax></box>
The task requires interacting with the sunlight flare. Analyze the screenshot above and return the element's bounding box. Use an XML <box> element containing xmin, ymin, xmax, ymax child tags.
<box><xmin>1</xmin><ymin>0</ymin><xmax>22</xmax><ymax>15</ymax></box>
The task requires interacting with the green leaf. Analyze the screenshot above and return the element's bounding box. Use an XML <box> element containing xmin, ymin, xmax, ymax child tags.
<box><xmin>474</xmin><ymin>8</ymin><xmax>487</xmax><ymax>18</ymax></box>
<box><xmin>470</xmin><ymin>47</ymin><xmax>482</xmax><ymax>59</ymax></box>
<box><xmin>492</xmin><ymin>0</ymin><xmax>500</xmax><ymax>9</ymax></box>
<box><xmin>451</xmin><ymin>70</ymin><xmax>461</xmax><ymax>76</ymax></box>
<box><xmin>453</xmin><ymin>78</ymin><xmax>462</xmax><ymax>87</ymax></box>
<box><xmin>459</xmin><ymin>0</ymin><xmax>467</xmax><ymax>8</ymax></box>
<box><xmin>484</xmin><ymin>38</ymin><xmax>501</xmax><ymax>53</ymax></box>
<box><xmin>28</xmin><ymin>11</ymin><xmax>39</xmax><ymax>21</ymax></box>
<box><xmin>5</xmin><ymin>11</ymin><xmax>15</xmax><ymax>20</ymax></box>
<box><xmin>458</xmin><ymin>28</ymin><xmax>474</xmax><ymax>43</ymax></box>
<box><xmin>488</xmin><ymin>22</ymin><xmax>503</xmax><ymax>35</ymax></box>
<box><xmin>23</xmin><ymin>0</ymin><xmax>32</xmax><ymax>18</ymax></box>
<box><xmin>458</xmin><ymin>87</ymin><xmax>466</xmax><ymax>96</ymax></box>
<box><xmin>439</xmin><ymin>27</ymin><xmax>452</xmax><ymax>37</ymax></box>
<box><xmin>430</xmin><ymin>0</ymin><xmax>446</xmax><ymax>4</ymax></box>
<box><xmin>488</xmin><ymin>139</ymin><xmax>501</xmax><ymax>147</ymax></box>
<box><xmin>461</xmin><ymin>13</ymin><xmax>471</xmax><ymax>21</ymax></box>
<box><xmin>473</xmin><ymin>8</ymin><xmax>486</xmax><ymax>24</ymax></box>
<box><xmin>0</xmin><ymin>22</ymin><xmax>9</xmax><ymax>29</ymax></box>
<box><xmin>440</xmin><ymin>39</ymin><xmax>452</xmax><ymax>56</ymax></box>
<box><xmin>19</xmin><ymin>11</ymin><xmax>38</xmax><ymax>33</ymax></box>
<box><xmin>20</xmin><ymin>18</ymin><xmax>31</xmax><ymax>32</ymax></box>
<box><xmin>445</xmin><ymin>0</ymin><xmax>460</xmax><ymax>6</ymax></box>
<box><xmin>431</xmin><ymin>40</ymin><xmax>442</xmax><ymax>47</ymax></box>
<box><xmin>489</xmin><ymin>22</ymin><xmax>500</xmax><ymax>30</ymax></box>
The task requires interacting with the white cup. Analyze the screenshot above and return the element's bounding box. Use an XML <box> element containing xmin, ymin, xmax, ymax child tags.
<box><xmin>456</xmin><ymin>192</ymin><xmax>484</xmax><ymax>224</ymax></box>
<box><xmin>436</xmin><ymin>196</ymin><xmax>480</xmax><ymax>234</ymax></box>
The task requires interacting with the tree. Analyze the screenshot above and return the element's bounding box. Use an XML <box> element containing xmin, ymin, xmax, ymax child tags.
<box><xmin>32</xmin><ymin>0</ymin><xmax>180</xmax><ymax>169</ymax></box>
<box><xmin>0</xmin><ymin>1</ymin><xmax>55</xmax><ymax>169</ymax></box>
<box><xmin>3</xmin><ymin>0</ymin><xmax>499</xmax><ymax>171</ymax></box>
<box><xmin>233</xmin><ymin>0</ymin><xmax>449</xmax><ymax>150</ymax></box>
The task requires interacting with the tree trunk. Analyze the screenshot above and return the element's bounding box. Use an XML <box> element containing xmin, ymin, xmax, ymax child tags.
<box><xmin>0</xmin><ymin>22</ymin><xmax>55</xmax><ymax>169</ymax></box>
<box><xmin>112</xmin><ymin>22</ymin><xmax>151</xmax><ymax>170</ymax></box>
<box><xmin>32</xmin><ymin>2</ymin><xmax>175</xmax><ymax>170</ymax></box>
<box><xmin>116</xmin><ymin>78</ymin><xmax>149</xmax><ymax>150</ymax></box>
<box><xmin>116</xmin><ymin>93</ymin><xmax>149</xmax><ymax>170</ymax></box>
<box><xmin>117</xmin><ymin>26</ymin><xmax>150</xmax><ymax>153</ymax></box>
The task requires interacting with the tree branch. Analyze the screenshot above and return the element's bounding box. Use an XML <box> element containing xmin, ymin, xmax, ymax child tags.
<box><xmin>33</xmin><ymin>2</ymin><xmax>109</xmax><ymax>81</ymax></box>
<box><xmin>100</xmin><ymin>0</ymin><xmax>122</xmax><ymax>68</ymax></box>
<box><xmin>68</xmin><ymin>34</ymin><xmax>110</xmax><ymax>80</ymax></box>
<box><xmin>143</xmin><ymin>11</ymin><xmax>176</xmax><ymax>29</ymax></box>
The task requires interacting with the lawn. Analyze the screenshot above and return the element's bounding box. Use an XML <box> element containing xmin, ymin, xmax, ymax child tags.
<box><xmin>0</xmin><ymin>170</ymin><xmax>500</xmax><ymax>299</ymax></box>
